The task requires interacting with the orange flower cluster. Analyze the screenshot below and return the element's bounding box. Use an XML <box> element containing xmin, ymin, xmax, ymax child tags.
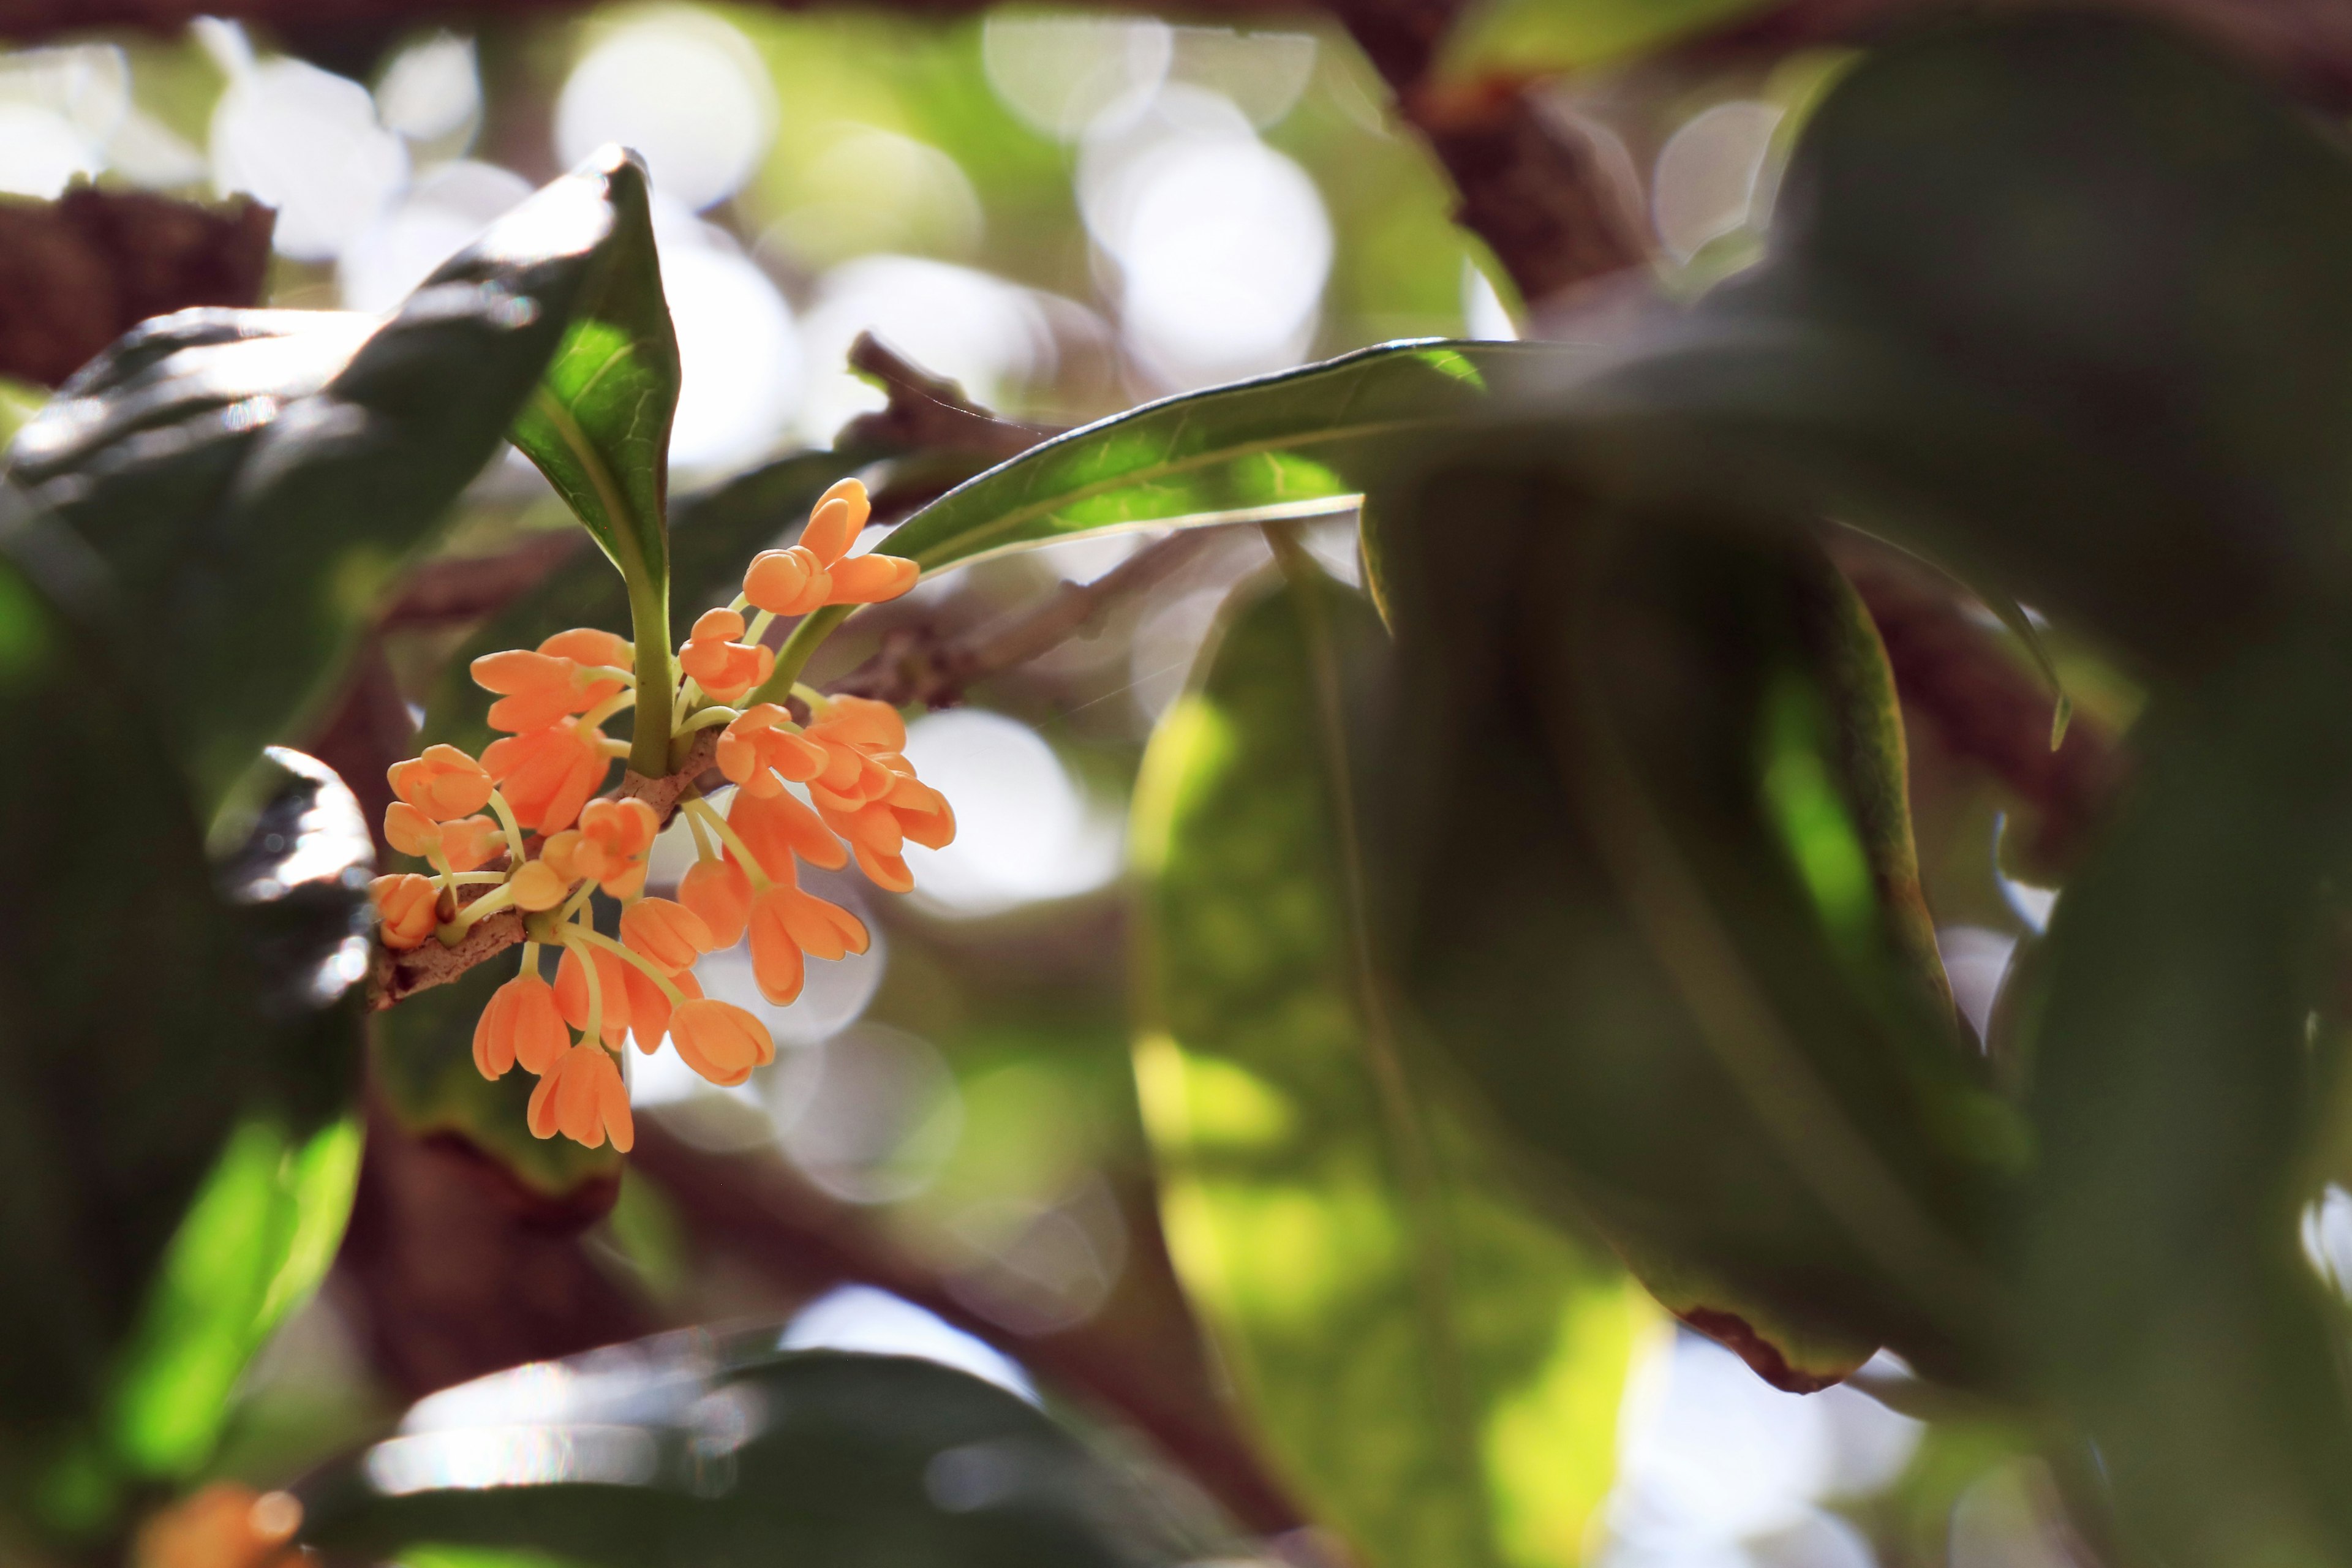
<box><xmin>368</xmin><ymin>478</ymin><xmax>952</xmax><ymax>1153</ymax></box>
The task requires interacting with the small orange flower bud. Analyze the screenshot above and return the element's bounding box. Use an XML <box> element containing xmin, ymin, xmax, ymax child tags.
<box><xmin>543</xmin><ymin>797</ymin><xmax>658</xmax><ymax>898</ymax></box>
<box><xmin>539</xmin><ymin>627</ymin><xmax>631</xmax><ymax>668</ymax></box>
<box><xmin>693</xmin><ymin>607</ymin><xmax>747</xmax><ymax>643</ymax></box>
<box><xmin>554</xmin><ymin>943</ymin><xmax>633</xmax><ymax>1049</ymax></box>
<box><xmin>747</xmin><ymin>886</ymin><xmax>809</xmax><ymax>1005</ymax></box>
<box><xmin>483</xmin><ymin>722</ymin><xmax>609</xmax><ymax>834</ymax></box>
<box><xmin>527</xmin><ymin>1044</ymin><xmax>633</xmax><ymax>1151</ymax></box>
<box><xmin>670</xmin><ymin>998</ymin><xmax>775</xmax><ymax>1087</ymax></box>
<box><xmin>804</xmin><ymin>478</ymin><xmax>870</xmax><ymax>560</ymax></box>
<box><xmin>850</xmin><ymin>841</ymin><xmax>916</xmax><ymax>894</ymax></box>
<box><xmin>677</xmin><ymin>622</ymin><xmax>775</xmax><ymax>703</ymax></box>
<box><xmin>371</xmin><ymin>873</ymin><xmax>439</xmax><ymax>949</ymax></box>
<box><xmin>621</xmin><ymin>897</ymin><xmax>714</xmax><ymax>973</ymax></box>
<box><xmin>439</xmin><ymin>815</ymin><xmax>504</xmax><ymax>873</ymax></box>
<box><xmin>729</xmin><ymin>786</ymin><xmax>846</xmax><ymax>878</ymax></box>
<box><xmin>473</xmin><ymin>973</ymin><xmax>567</xmax><ymax>1079</ymax></box>
<box><xmin>742</xmin><ymin>545</ymin><xmax>829</xmax><ymax>617</ymax></box>
<box><xmin>779</xmin><ymin>884</ymin><xmax>868</xmax><ymax>960</ymax></box>
<box><xmin>624</xmin><ymin>963</ymin><xmax>699</xmax><ymax>1053</ymax></box>
<box><xmin>387</xmin><ymin>744</ymin><xmax>494</xmax><ymax>821</ymax></box>
<box><xmin>826</xmin><ymin>552</ymin><xmax>920</xmax><ymax>605</ymax></box>
<box><xmin>715</xmin><ymin>703</ymin><xmax>826</xmax><ymax>796</ymax></box>
<box><xmin>472</xmin><ymin>647</ymin><xmax>627</xmax><ymax>734</ymax></box>
<box><xmin>384</xmin><ymin>801</ymin><xmax>438</xmax><ymax>859</ymax></box>
<box><xmin>508</xmin><ymin>858</ymin><xmax>570</xmax><ymax>911</ymax></box>
<box><xmin>680</xmin><ymin>855</ymin><xmax>753</xmax><ymax>948</ymax></box>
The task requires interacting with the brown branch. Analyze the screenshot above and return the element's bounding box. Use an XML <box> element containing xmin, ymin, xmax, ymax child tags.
<box><xmin>829</xmin><ymin>530</ymin><xmax>1219</xmax><ymax>707</ymax></box>
<box><xmin>377</xmin><ymin>530</ymin><xmax>586</xmax><ymax>630</ymax></box>
<box><xmin>0</xmin><ymin>189</ymin><xmax>273</xmax><ymax>388</ymax></box>
<box><xmin>364</xmin><ymin>731</ymin><xmax>723</xmax><ymax>1010</ymax></box>
<box><xmin>839</xmin><ymin>331</ymin><xmax>1060</xmax><ymax>465</ymax></box>
<box><xmin>630</xmin><ymin>1121</ymin><xmax>1305</xmax><ymax>1539</ymax></box>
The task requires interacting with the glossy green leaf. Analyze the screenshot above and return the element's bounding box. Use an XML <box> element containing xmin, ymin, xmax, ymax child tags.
<box><xmin>754</xmin><ymin>341</ymin><xmax>1585</xmax><ymax>704</ymax></box>
<box><xmin>878</xmin><ymin>341</ymin><xmax>1580</xmax><ymax>575</ymax></box>
<box><xmin>4</xmin><ymin>148</ymin><xmax>647</xmax><ymax>813</ymax></box>
<box><xmin>1367</xmin><ymin>467</ymin><xmax>2008</xmax><ymax>1393</ymax></box>
<box><xmin>0</xmin><ymin>526</ymin><xmax>368</xmax><ymax>1535</ymax></box>
<box><xmin>296</xmin><ymin>1333</ymin><xmax>1192</xmax><ymax>1568</ymax></box>
<box><xmin>505</xmin><ymin>149</ymin><xmax>681</xmax><ymax>777</ymax></box>
<box><xmin>1564</xmin><ymin>13</ymin><xmax>2352</xmax><ymax>677</ymax></box>
<box><xmin>2016</xmin><ymin>628</ymin><xmax>2352</xmax><ymax>1568</ymax></box>
<box><xmin>1133</xmin><ymin>557</ymin><xmax>1648</xmax><ymax>1567</ymax></box>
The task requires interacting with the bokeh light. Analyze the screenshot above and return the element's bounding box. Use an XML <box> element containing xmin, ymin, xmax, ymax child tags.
<box><xmin>1080</xmin><ymin>84</ymin><xmax>1332</xmax><ymax>390</ymax></box>
<box><xmin>206</xmin><ymin>33</ymin><xmax>409</xmax><ymax>262</ymax></box>
<box><xmin>374</xmin><ymin>32</ymin><xmax>481</xmax><ymax>146</ymax></box>
<box><xmin>339</xmin><ymin>160</ymin><xmax>531</xmax><ymax>312</ymax></box>
<box><xmin>792</xmin><ymin>254</ymin><xmax>1056</xmax><ymax>445</ymax></box>
<box><xmin>1651</xmin><ymin>99</ymin><xmax>1782</xmax><ymax>263</ymax></box>
<box><xmin>898</xmin><ymin>710</ymin><xmax>1122</xmax><ymax>914</ymax></box>
<box><xmin>654</xmin><ymin>203</ymin><xmax>802</xmax><ymax>472</ymax></box>
<box><xmin>768</xmin><ymin>1022</ymin><xmax>964</xmax><ymax>1204</ymax></box>
<box><xmin>555</xmin><ymin>11</ymin><xmax>775</xmax><ymax>213</ymax></box>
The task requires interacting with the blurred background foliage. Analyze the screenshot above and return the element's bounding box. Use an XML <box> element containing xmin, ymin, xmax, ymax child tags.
<box><xmin>0</xmin><ymin>1</ymin><xmax>2283</xmax><ymax>1566</ymax></box>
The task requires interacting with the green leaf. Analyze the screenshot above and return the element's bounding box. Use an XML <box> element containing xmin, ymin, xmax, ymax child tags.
<box><xmin>1564</xmin><ymin>13</ymin><xmax>2352</xmax><ymax>677</ymax></box>
<box><xmin>295</xmin><ymin>1334</ymin><xmax>1193</xmax><ymax>1568</ymax></box>
<box><xmin>0</xmin><ymin>530</ymin><xmax>367</xmax><ymax>1536</ymax></box>
<box><xmin>5</xmin><ymin>147</ymin><xmax>649</xmax><ymax>813</ymax></box>
<box><xmin>1368</xmin><ymin>467</ymin><xmax>2009</xmax><ymax>1393</ymax></box>
<box><xmin>877</xmin><ymin>341</ymin><xmax>1581</xmax><ymax>576</ymax></box>
<box><xmin>1133</xmin><ymin>555</ymin><xmax>1648</xmax><ymax>1568</ymax></box>
<box><xmin>2016</xmin><ymin>627</ymin><xmax>2352</xmax><ymax>1568</ymax></box>
<box><xmin>505</xmin><ymin>149</ymin><xmax>682</xmax><ymax>777</ymax></box>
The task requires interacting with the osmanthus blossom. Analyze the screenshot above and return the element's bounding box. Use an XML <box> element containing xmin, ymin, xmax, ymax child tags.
<box><xmin>366</xmin><ymin>478</ymin><xmax>952</xmax><ymax>1151</ymax></box>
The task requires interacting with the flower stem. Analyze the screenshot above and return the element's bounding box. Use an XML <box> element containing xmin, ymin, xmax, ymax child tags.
<box><xmin>486</xmin><ymin>788</ymin><xmax>530</xmax><ymax>865</ymax></box>
<box><xmin>745</xmin><ymin>604</ymin><xmax>852</xmax><ymax>707</ymax></box>
<box><xmin>571</xmin><ymin>925</ymin><xmax>687</xmax><ymax>1006</ymax></box>
<box><xmin>684</xmin><ymin>794</ymin><xmax>772</xmax><ymax>891</ymax></box>
<box><xmin>560</xmin><ymin>921</ymin><xmax>607</xmax><ymax>1047</ymax></box>
<box><xmin>625</xmin><ymin>573</ymin><xmax>677</xmax><ymax>778</ymax></box>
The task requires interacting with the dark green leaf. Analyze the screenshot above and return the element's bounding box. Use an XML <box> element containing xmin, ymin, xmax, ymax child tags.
<box><xmin>2018</xmin><ymin>627</ymin><xmax>2352</xmax><ymax>1568</ymax></box>
<box><xmin>296</xmin><ymin>1334</ymin><xmax>1188</xmax><ymax>1568</ymax></box>
<box><xmin>1133</xmin><ymin>557</ymin><xmax>1646</xmax><ymax>1568</ymax></box>
<box><xmin>1563</xmin><ymin>13</ymin><xmax>2352</xmax><ymax>675</ymax></box>
<box><xmin>1368</xmin><ymin>466</ymin><xmax>2008</xmax><ymax>1392</ymax></box>
<box><xmin>6</xmin><ymin>148</ymin><xmax>646</xmax><ymax>813</ymax></box>
<box><xmin>505</xmin><ymin>149</ymin><xmax>681</xmax><ymax>775</ymax></box>
<box><xmin>0</xmin><ymin>524</ymin><xmax>365</xmax><ymax>1536</ymax></box>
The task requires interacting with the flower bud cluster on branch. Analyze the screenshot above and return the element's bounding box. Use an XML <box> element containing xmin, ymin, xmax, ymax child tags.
<box><xmin>364</xmin><ymin>478</ymin><xmax>952</xmax><ymax>1152</ymax></box>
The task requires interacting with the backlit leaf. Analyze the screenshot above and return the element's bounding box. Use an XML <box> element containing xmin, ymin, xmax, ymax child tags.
<box><xmin>1133</xmin><ymin>555</ymin><xmax>1648</xmax><ymax>1567</ymax></box>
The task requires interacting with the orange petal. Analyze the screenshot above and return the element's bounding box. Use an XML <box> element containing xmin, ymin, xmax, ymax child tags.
<box><xmin>747</xmin><ymin>889</ymin><xmax>807</xmax><ymax>1006</ymax></box>
<box><xmin>800</xmin><ymin>494</ymin><xmax>858</xmax><ymax>565</ymax></box>
<box><xmin>853</xmin><ymin>841</ymin><xmax>915</xmax><ymax>894</ymax></box>
<box><xmin>826</xmin><ymin>553</ymin><xmax>919</xmax><ymax>605</ymax></box>
<box><xmin>680</xmin><ymin>856</ymin><xmax>753</xmax><ymax>948</ymax></box>
<box><xmin>539</xmin><ymin>628</ymin><xmax>631</xmax><ymax>668</ymax></box>
<box><xmin>622</xmin><ymin>897</ymin><xmax>714</xmax><ymax>972</ymax></box>
<box><xmin>384</xmin><ymin>801</ymin><xmax>438</xmax><ymax>859</ymax></box>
